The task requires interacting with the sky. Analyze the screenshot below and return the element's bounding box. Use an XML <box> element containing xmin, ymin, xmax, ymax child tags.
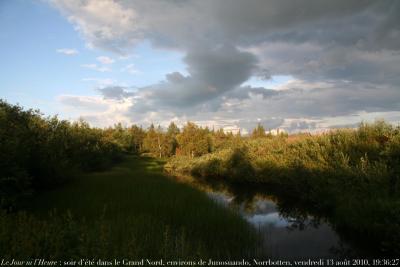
<box><xmin>1</xmin><ymin>0</ymin><xmax>399</xmax><ymax>134</ymax></box>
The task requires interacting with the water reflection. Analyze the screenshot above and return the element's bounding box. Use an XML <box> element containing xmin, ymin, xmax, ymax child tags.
<box><xmin>247</xmin><ymin>213</ymin><xmax>289</xmax><ymax>227</ymax></box>
<box><xmin>177</xmin><ymin>175</ymin><xmax>356</xmax><ymax>259</ymax></box>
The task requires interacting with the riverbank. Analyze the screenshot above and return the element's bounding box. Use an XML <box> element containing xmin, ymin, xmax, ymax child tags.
<box><xmin>165</xmin><ymin>122</ymin><xmax>400</xmax><ymax>256</ymax></box>
<box><xmin>0</xmin><ymin>156</ymin><xmax>257</xmax><ymax>259</ymax></box>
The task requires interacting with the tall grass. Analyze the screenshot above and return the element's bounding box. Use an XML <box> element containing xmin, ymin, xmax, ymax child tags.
<box><xmin>1</xmin><ymin>156</ymin><xmax>258</xmax><ymax>259</ymax></box>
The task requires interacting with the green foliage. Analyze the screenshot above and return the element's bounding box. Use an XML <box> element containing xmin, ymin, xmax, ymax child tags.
<box><xmin>166</xmin><ymin>122</ymin><xmax>180</xmax><ymax>156</ymax></box>
<box><xmin>177</xmin><ymin>122</ymin><xmax>210</xmax><ymax>157</ymax></box>
<box><xmin>251</xmin><ymin>123</ymin><xmax>266</xmax><ymax>138</ymax></box>
<box><xmin>167</xmin><ymin>121</ymin><xmax>400</xmax><ymax>255</ymax></box>
<box><xmin>143</xmin><ymin>124</ymin><xmax>178</xmax><ymax>158</ymax></box>
<box><xmin>3</xmin><ymin>98</ymin><xmax>400</xmax><ymax>255</ymax></box>
<box><xmin>0</xmin><ymin>100</ymin><xmax>124</xmax><ymax>208</ymax></box>
<box><xmin>104</xmin><ymin>123</ymin><xmax>145</xmax><ymax>154</ymax></box>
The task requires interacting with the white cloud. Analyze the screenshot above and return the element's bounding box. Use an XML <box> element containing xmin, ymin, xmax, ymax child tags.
<box><xmin>58</xmin><ymin>95</ymin><xmax>109</xmax><ymax>112</ymax></box>
<box><xmin>270</xmin><ymin>78</ymin><xmax>334</xmax><ymax>91</ymax></box>
<box><xmin>58</xmin><ymin>94</ymin><xmax>133</xmax><ymax>127</ymax></box>
<box><xmin>81</xmin><ymin>63</ymin><xmax>111</xmax><ymax>72</ymax></box>
<box><xmin>121</xmin><ymin>64</ymin><xmax>140</xmax><ymax>75</ymax></box>
<box><xmin>96</xmin><ymin>56</ymin><xmax>115</xmax><ymax>64</ymax></box>
<box><xmin>50</xmin><ymin>0</ymin><xmax>141</xmax><ymax>53</ymax></box>
<box><xmin>56</xmin><ymin>48</ymin><xmax>79</xmax><ymax>55</ymax></box>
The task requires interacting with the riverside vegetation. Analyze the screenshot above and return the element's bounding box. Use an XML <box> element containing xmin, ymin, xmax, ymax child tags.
<box><xmin>0</xmin><ymin>100</ymin><xmax>257</xmax><ymax>259</ymax></box>
<box><xmin>1</xmin><ymin>99</ymin><xmax>399</xmax><ymax>258</ymax></box>
<box><xmin>166</xmin><ymin>122</ymin><xmax>400</xmax><ymax>256</ymax></box>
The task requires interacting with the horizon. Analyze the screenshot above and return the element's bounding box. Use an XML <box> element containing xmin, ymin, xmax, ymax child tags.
<box><xmin>1</xmin><ymin>0</ymin><xmax>399</xmax><ymax>134</ymax></box>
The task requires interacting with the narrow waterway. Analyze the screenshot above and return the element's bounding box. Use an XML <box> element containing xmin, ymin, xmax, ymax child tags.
<box><xmin>179</xmin><ymin>176</ymin><xmax>357</xmax><ymax>259</ymax></box>
<box><xmin>208</xmin><ymin>191</ymin><xmax>351</xmax><ymax>259</ymax></box>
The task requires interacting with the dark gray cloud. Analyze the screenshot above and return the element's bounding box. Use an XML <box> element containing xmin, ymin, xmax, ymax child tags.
<box><xmin>52</xmin><ymin>0</ymin><xmax>400</xmax><ymax>131</ymax></box>
<box><xmin>54</xmin><ymin>0</ymin><xmax>399</xmax><ymax>49</ymax></box>
<box><xmin>97</xmin><ymin>86</ymin><xmax>134</xmax><ymax>100</ymax></box>
<box><xmin>225</xmin><ymin>86</ymin><xmax>278</xmax><ymax>100</ymax></box>
<box><xmin>241</xmin><ymin>83</ymin><xmax>400</xmax><ymax>118</ymax></box>
<box><xmin>52</xmin><ymin>0</ymin><xmax>400</xmax><ymax>83</ymax></box>
<box><xmin>125</xmin><ymin>46</ymin><xmax>258</xmax><ymax>108</ymax></box>
<box><xmin>184</xmin><ymin>45</ymin><xmax>257</xmax><ymax>93</ymax></box>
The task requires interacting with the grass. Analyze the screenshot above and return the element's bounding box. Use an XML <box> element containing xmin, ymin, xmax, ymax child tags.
<box><xmin>0</xmin><ymin>156</ymin><xmax>257</xmax><ymax>260</ymax></box>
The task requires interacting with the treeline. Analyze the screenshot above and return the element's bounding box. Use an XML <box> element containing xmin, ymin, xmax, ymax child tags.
<box><xmin>0</xmin><ymin>100</ymin><xmax>254</xmax><ymax>209</ymax></box>
<box><xmin>166</xmin><ymin>120</ymin><xmax>400</xmax><ymax>255</ymax></box>
<box><xmin>137</xmin><ymin>121</ymin><xmax>286</xmax><ymax>158</ymax></box>
<box><xmin>0</xmin><ymin>100</ymin><xmax>128</xmax><ymax>208</ymax></box>
<box><xmin>140</xmin><ymin>122</ymin><xmax>243</xmax><ymax>158</ymax></box>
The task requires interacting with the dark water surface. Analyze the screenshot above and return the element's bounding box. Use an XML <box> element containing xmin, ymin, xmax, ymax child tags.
<box><xmin>181</xmin><ymin>177</ymin><xmax>358</xmax><ymax>259</ymax></box>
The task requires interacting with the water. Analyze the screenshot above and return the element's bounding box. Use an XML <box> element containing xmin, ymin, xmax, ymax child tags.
<box><xmin>182</xmin><ymin>177</ymin><xmax>356</xmax><ymax>259</ymax></box>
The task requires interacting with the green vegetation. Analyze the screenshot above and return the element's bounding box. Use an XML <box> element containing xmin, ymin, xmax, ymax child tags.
<box><xmin>0</xmin><ymin>100</ymin><xmax>121</xmax><ymax>209</ymax></box>
<box><xmin>0</xmin><ymin>156</ymin><xmax>257</xmax><ymax>259</ymax></box>
<box><xmin>166</xmin><ymin>121</ymin><xmax>400</xmax><ymax>255</ymax></box>
<box><xmin>0</xmin><ymin>100</ymin><xmax>257</xmax><ymax>259</ymax></box>
<box><xmin>2</xmin><ymin>99</ymin><xmax>400</xmax><ymax>258</ymax></box>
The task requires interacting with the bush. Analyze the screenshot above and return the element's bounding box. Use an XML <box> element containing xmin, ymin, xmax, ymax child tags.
<box><xmin>166</xmin><ymin>120</ymin><xmax>400</xmax><ymax>255</ymax></box>
<box><xmin>0</xmin><ymin>100</ymin><xmax>125</xmax><ymax>208</ymax></box>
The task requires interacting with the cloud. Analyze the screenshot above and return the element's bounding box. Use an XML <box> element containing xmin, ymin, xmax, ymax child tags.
<box><xmin>97</xmin><ymin>86</ymin><xmax>135</xmax><ymax>100</ymax></box>
<box><xmin>50</xmin><ymin>0</ymin><xmax>141</xmax><ymax>53</ymax></box>
<box><xmin>121</xmin><ymin>64</ymin><xmax>140</xmax><ymax>75</ymax></box>
<box><xmin>51</xmin><ymin>1</ymin><xmax>399</xmax><ymax>50</ymax></box>
<box><xmin>124</xmin><ymin>45</ymin><xmax>258</xmax><ymax>109</ymax></box>
<box><xmin>58</xmin><ymin>95</ymin><xmax>109</xmax><ymax>112</ymax></box>
<box><xmin>225</xmin><ymin>86</ymin><xmax>278</xmax><ymax>100</ymax></box>
<box><xmin>245</xmin><ymin>42</ymin><xmax>400</xmax><ymax>85</ymax></box>
<box><xmin>51</xmin><ymin>0</ymin><xmax>400</xmax><ymax>83</ymax></box>
<box><xmin>120</xmin><ymin>79</ymin><xmax>400</xmax><ymax>132</ymax></box>
<box><xmin>58</xmin><ymin>94</ymin><xmax>133</xmax><ymax>127</ymax></box>
<box><xmin>56</xmin><ymin>48</ymin><xmax>79</xmax><ymax>55</ymax></box>
<box><xmin>81</xmin><ymin>63</ymin><xmax>111</xmax><ymax>72</ymax></box>
<box><xmin>50</xmin><ymin>0</ymin><xmax>400</xmax><ymax>132</ymax></box>
<box><xmin>96</xmin><ymin>56</ymin><xmax>114</xmax><ymax>64</ymax></box>
<box><xmin>58</xmin><ymin>79</ymin><xmax>400</xmax><ymax>133</ymax></box>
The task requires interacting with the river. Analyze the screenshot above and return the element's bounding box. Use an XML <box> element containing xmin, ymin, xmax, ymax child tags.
<box><xmin>176</xmin><ymin>175</ymin><xmax>359</xmax><ymax>259</ymax></box>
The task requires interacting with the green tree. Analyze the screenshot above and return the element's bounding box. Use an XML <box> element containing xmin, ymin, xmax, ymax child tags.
<box><xmin>177</xmin><ymin>122</ymin><xmax>209</xmax><ymax>157</ymax></box>
<box><xmin>128</xmin><ymin>125</ymin><xmax>145</xmax><ymax>154</ymax></box>
<box><xmin>166</xmin><ymin>122</ymin><xmax>180</xmax><ymax>156</ymax></box>
<box><xmin>251</xmin><ymin>123</ymin><xmax>266</xmax><ymax>138</ymax></box>
<box><xmin>143</xmin><ymin>124</ymin><xmax>170</xmax><ymax>158</ymax></box>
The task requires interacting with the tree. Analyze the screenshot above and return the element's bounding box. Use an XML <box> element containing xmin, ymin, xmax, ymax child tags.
<box><xmin>251</xmin><ymin>123</ymin><xmax>266</xmax><ymax>138</ymax></box>
<box><xmin>212</xmin><ymin>128</ymin><xmax>228</xmax><ymax>151</ymax></box>
<box><xmin>128</xmin><ymin>125</ymin><xmax>145</xmax><ymax>154</ymax></box>
<box><xmin>166</xmin><ymin>122</ymin><xmax>180</xmax><ymax>156</ymax></box>
<box><xmin>177</xmin><ymin>122</ymin><xmax>209</xmax><ymax>157</ymax></box>
<box><xmin>143</xmin><ymin>124</ymin><xmax>171</xmax><ymax>158</ymax></box>
<box><xmin>143</xmin><ymin>124</ymin><xmax>159</xmax><ymax>156</ymax></box>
